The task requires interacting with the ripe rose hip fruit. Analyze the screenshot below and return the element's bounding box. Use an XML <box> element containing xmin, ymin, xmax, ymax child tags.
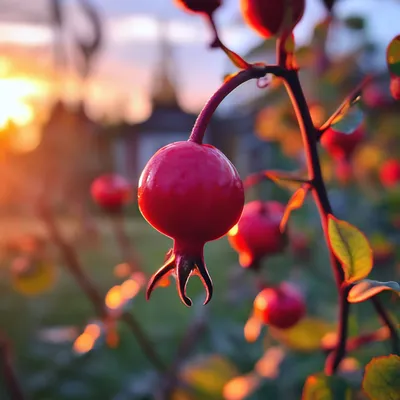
<box><xmin>91</xmin><ymin>174</ymin><xmax>133</xmax><ymax>212</ymax></box>
<box><xmin>321</xmin><ymin>126</ymin><xmax>364</xmax><ymax>160</ymax></box>
<box><xmin>174</xmin><ymin>0</ymin><xmax>221</xmax><ymax>15</ymax></box>
<box><xmin>138</xmin><ymin>140</ymin><xmax>244</xmax><ymax>306</ymax></box>
<box><xmin>253</xmin><ymin>283</ymin><xmax>305</xmax><ymax>329</ymax></box>
<box><xmin>228</xmin><ymin>200</ymin><xmax>286</xmax><ymax>268</ymax></box>
<box><xmin>240</xmin><ymin>0</ymin><xmax>305</xmax><ymax>38</ymax></box>
<box><xmin>390</xmin><ymin>76</ymin><xmax>400</xmax><ymax>101</ymax></box>
<box><xmin>380</xmin><ymin>159</ymin><xmax>400</xmax><ymax>188</ymax></box>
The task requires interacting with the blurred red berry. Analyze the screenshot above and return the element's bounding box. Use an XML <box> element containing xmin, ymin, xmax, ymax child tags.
<box><xmin>228</xmin><ymin>200</ymin><xmax>287</xmax><ymax>268</ymax></box>
<box><xmin>289</xmin><ymin>231</ymin><xmax>310</xmax><ymax>261</ymax></box>
<box><xmin>380</xmin><ymin>159</ymin><xmax>400</xmax><ymax>188</ymax></box>
<box><xmin>240</xmin><ymin>0</ymin><xmax>305</xmax><ymax>38</ymax></box>
<box><xmin>253</xmin><ymin>283</ymin><xmax>305</xmax><ymax>329</ymax></box>
<box><xmin>335</xmin><ymin>158</ymin><xmax>353</xmax><ymax>186</ymax></box>
<box><xmin>174</xmin><ymin>0</ymin><xmax>221</xmax><ymax>15</ymax></box>
<box><xmin>91</xmin><ymin>174</ymin><xmax>133</xmax><ymax>212</ymax></box>
<box><xmin>138</xmin><ymin>140</ymin><xmax>244</xmax><ymax>306</ymax></box>
<box><xmin>321</xmin><ymin>126</ymin><xmax>364</xmax><ymax>160</ymax></box>
<box><xmin>390</xmin><ymin>76</ymin><xmax>400</xmax><ymax>100</ymax></box>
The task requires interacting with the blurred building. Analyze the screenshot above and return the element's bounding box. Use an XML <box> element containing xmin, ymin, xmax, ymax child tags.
<box><xmin>110</xmin><ymin>30</ymin><xmax>272</xmax><ymax>184</ymax></box>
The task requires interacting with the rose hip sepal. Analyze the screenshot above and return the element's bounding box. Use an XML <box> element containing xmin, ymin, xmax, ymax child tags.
<box><xmin>138</xmin><ymin>140</ymin><xmax>244</xmax><ymax>306</ymax></box>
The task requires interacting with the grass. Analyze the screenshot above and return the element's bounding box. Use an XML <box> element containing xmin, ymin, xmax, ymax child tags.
<box><xmin>0</xmin><ymin>216</ymin><xmax>252</xmax><ymax>399</ymax></box>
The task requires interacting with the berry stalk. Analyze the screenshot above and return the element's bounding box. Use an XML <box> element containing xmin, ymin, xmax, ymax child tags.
<box><xmin>188</xmin><ymin>66</ymin><xmax>284</xmax><ymax>144</ymax></box>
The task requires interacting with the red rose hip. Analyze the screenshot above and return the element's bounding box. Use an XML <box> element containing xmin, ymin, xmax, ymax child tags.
<box><xmin>228</xmin><ymin>200</ymin><xmax>286</xmax><ymax>268</ymax></box>
<box><xmin>321</xmin><ymin>126</ymin><xmax>364</xmax><ymax>160</ymax></box>
<box><xmin>240</xmin><ymin>0</ymin><xmax>305</xmax><ymax>38</ymax></box>
<box><xmin>138</xmin><ymin>140</ymin><xmax>244</xmax><ymax>306</ymax></box>
<box><xmin>380</xmin><ymin>159</ymin><xmax>400</xmax><ymax>188</ymax></box>
<box><xmin>174</xmin><ymin>0</ymin><xmax>221</xmax><ymax>15</ymax></box>
<box><xmin>253</xmin><ymin>283</ymin><xmax>305</xmax><ymax>329</ymax></box>
<box><xmin>91</xmin><ymin>174</ymin><xmax>133</xmax><ymax>212</ymax></box>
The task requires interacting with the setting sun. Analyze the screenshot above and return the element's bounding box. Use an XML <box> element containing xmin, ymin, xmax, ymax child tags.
<box><xmin>0</xmin><ymin>77</ymin><xmax>41</xmax><ymax>128</ymax></box>
<box><xmin>0</xmin><ymin>77</ymin><xmax>46</xmax><ymax>152</ymax></box>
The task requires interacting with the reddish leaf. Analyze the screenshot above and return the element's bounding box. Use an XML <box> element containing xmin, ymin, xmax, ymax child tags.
<box><xmin>280</xmin><ymin>186</ymin><xmax>309</xmax><ymax>232</ymax></box>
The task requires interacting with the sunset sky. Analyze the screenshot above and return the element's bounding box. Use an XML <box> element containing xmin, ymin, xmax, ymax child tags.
<box><xmin>0</xmin><ymin>0</ymin><xmax>399</xmax><ymax>128</ymax></box>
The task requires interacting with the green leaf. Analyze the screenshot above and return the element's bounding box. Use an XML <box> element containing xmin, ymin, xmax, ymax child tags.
<box><xmin>244</xmin><ymin>170</ymin><xmax>309</xmax><ymax>192</ymax></box>
<box><xmin>302</xmin><ymin>373</ymin><xmax>352</xmax><ymax>400</ymax></box>
<box><xmin>223</xmin><ymin>372</ymin><xmax>262</xmax><ymax>400</ymax></box>
<box><xmin>280</xmin><ymin>186</ymin><xmax>310</xmax><ymax>233</ymax></box>
<box><xmin>348</xmin><ymin>279</ymin><xmax>400</xmax><ymax>303</ymax></box>
<box><xmin>387</xmin><ymin>35</ymin><xmax>400</xmax><ymax>77</ymax></box>
<box><xmin>181</xmin><ymin>355</ymin><xmax>238</xmax><ymax>399</ymax></box>
<box><xmin>330</xmin><ymin>102</ymin><xmax>364</xmax><ymax>134</ymax></box>
<box><xmin>270</xmin><ymin>317</ymin><xmax>336</xmax><ymax>353</ymax></box>
<box><xmin>327</xmin><ymin>215</ymin><xmax>373</xmax><ymax>284</ymax></box>
<box><xmin>363</xmin><ymin>355</ymin><xmax>400</xmax><ymax>400</ymax></box>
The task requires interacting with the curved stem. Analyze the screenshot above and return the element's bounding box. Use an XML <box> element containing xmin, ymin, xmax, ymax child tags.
<box><xmin>189</xmin><ymin>66</ymin><xmax>284</xmax><ymax>144</ymax></box>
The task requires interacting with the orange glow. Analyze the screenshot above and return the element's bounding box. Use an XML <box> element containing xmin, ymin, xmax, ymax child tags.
<box><xmin>73</xmin><ymin>333</ymin><xmax>95</xmax><ymax>354</ymax></box>
<box><xmin>114</xmin><ymin>263</ymin><xmax>131</xmax><ymax>278</ymax></box>
<box><xmin>120</xmin><ymin>279</ymin><xmax>140</xmax><ymax>300</ymax></box>
<box><xmin>228</xmin><ymin>224</ymin><xmax>239</xmax><ymax>236</ymax></box>
<box><xmin>157</xmin><ymin>276</ymin><xmax>171</xmax><ymax>288</ymax></box>
<box><xmin>223</xmin><ymin>374</ymin><xmax>261</xmax><ymax>400</ymax></box>
<box><xmin>84</xmin><ymin>323</ymin><xmax>101</xmax><ymax>340</ymax></box>
<box><xmin>244</xmin><ymin>315</ymin><xmax>262</xmax><ymax>343</ymax></box>
<box><xmin>0</xmin><ymin>77</ymin><xmax>41</xmax><ymax>129</ymax></box>
<box><xmin>105</xmin><ymin>285</ymin><xmax>123</xmax><ymax>310</ymax></box>
<box><xmin>254</xmin><ymin>347</ymin><xmax>285</xmax><ymax>378</ymax></box>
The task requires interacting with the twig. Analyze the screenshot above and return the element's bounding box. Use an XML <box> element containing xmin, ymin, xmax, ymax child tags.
<box><xmin>323</xmin><ymin>326</ymin><xmax>392</xmax><ymax>353</ymax></box>
<box><xmin>317</xmin><ymin>75</ymin><xmax>374</xmax><ymax>138</ymax></box>
<box><xmin>0</xmin><ymin>331</ymin><xmax>26</xmax><ymax>400</ymax></box>
<box><xmin>38</xmin><ymin>203</ymin><xmax>166</xmax><ymax>371</ymax></box>
<box><xmin>371</xmin><ymin>297</ymin><xmax>400</xmax><ymax>355</ymax></box>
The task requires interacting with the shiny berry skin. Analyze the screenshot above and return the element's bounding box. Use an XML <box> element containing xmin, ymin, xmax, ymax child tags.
<box><xmin>253</xmin><ymin>283</ymin><xmax>305</xmax><ymax>329</ymax></box>
<box><xmin>390</xmin><ymin>76</ymin><xmax>400</xmax><ymax>101</ymax></box>
<box><xmin>240</xmin><ymin>0</ymin><xmax>305</xmax><ymax>39</ymax></box>
<box><xmin>174</xmin><ymin>0</ymin><xmax>221</xmax><ymax>15</ymax></box>
<box><xmin>91</xmin><ymin>174</ymin><xmax>133</xmax><ymax>212</ymax></box>
<box><xmin>321</xmin><ymin>126</ymin><xmax>364</xmax><ymax>160</ymax></box>
<box><xmin>138</xmin><ymin>140</ymin><xmax>244</xmax><ymax>306</ymax></box>
<box><xmin>380</xmin><ymin>159</ymin><xmax>400</xmax><ymax>188</ymax></box>
<box><xmin>228</xmin><ymin>201</ymin><xmax>286</xmax><ymax>268</ymax></box>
